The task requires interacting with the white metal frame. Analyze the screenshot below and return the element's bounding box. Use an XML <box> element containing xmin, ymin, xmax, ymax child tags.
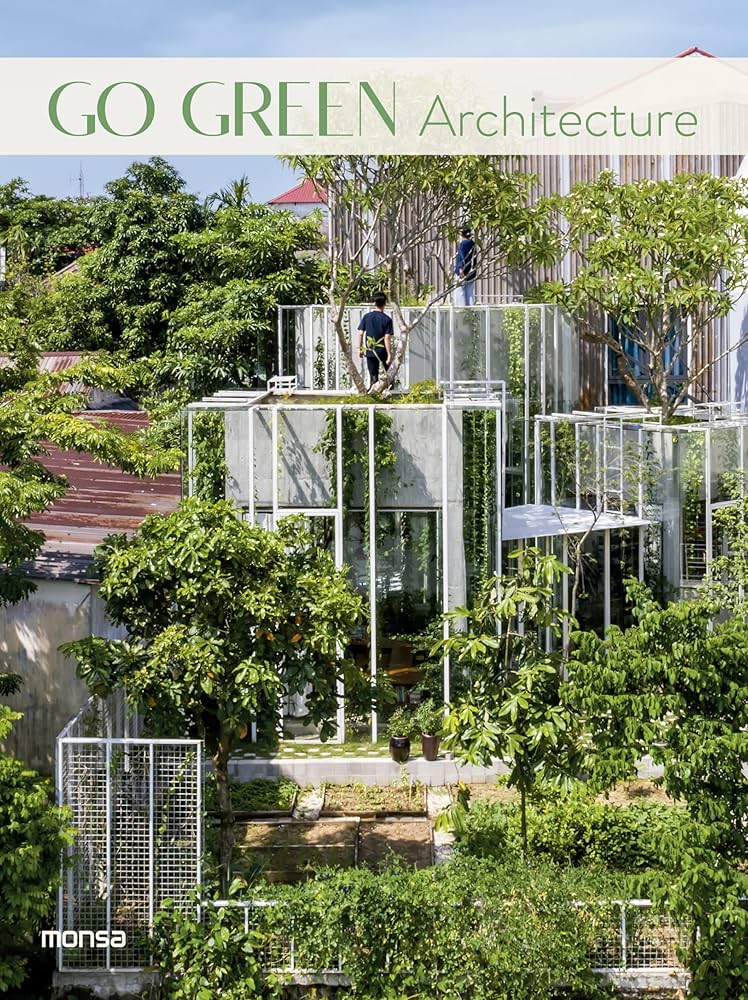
<box><xmin>534</xmin><ymin>405</ymin><xmax>748</xmax><ymax>609</ymax></box>
<box><xmin>56</xmin><ymin>697</ymin><xmax>202</xmax><ymax>974</ymax></box>
<box><xmin>276</xmin><ymin>303</ymin><xmax>576</xmax><ymax>408</ymax></box>
<box><xmin>185</xmin><ymin>389</ymin><xmax>507</xmax><ymax>742</ymax></box>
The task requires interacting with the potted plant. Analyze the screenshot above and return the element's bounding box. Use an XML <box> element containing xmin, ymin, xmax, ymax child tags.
<box><xmin>385</xmin><ymin>706</ymin><xmax>418</xmax><ymax>762</ymax></box>
<box><xmin>415</xmin><ymin>699</ymin><xmax>444</xmax><ymax>761</ymax></box>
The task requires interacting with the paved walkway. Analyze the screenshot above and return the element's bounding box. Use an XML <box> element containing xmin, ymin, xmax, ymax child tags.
<box><xmin>229</xmin><ymin>755</ymin><xmax>506</xmax><ymax>786</ymax></box>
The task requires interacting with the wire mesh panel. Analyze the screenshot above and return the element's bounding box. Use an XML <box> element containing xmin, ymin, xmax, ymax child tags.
<box><xmin>625</xmin><ymin>905</ymin><xmax>688</xmax><ymax>969</ymax></box>
<box><xmin>57</xmin><ymin>733</ymin><xmax>201</xmax><ymax>972</ymax></box>
<box><xmin>585</xmin><ymin>902</ymin><xmax>687</xmax><ymax>972</ymax></box>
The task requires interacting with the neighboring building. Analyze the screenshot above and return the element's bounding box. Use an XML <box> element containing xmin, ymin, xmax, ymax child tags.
<box><xmin>268</xmin><ymin>177</ymin><xmax>331</xmax><ymax>251</ymax></box>
<box><xmin>268</xmin><ymin>178</ymin><xmax>328</xmax><ymax>218</ymax></box>
<box><xmin>0</xmin><ymin>407</ymin><xmax>180</xmax><ymax>771</ymax></box>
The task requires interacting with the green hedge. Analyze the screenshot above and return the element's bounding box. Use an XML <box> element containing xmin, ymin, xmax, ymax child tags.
<box><xmin>455</xmin><ymin>787</ymin><xmax>682</xmax><ymax>875</ymax></box>
<box><xmin>153</xmin><ymin>860</ymin><xmax>622</xmax><ymax>1000</ymax></box>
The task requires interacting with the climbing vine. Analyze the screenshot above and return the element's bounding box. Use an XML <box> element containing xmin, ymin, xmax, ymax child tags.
<box><xmin>462</xmin><ymin>409</ymin><xmax>498</xmax><ymax>602</ymax></box>
<box><xmin>314</xmin><ymin>405</ymin><xmax>397</xmax><ymax>511</ymax></box>
<box><xmin>190</xmin><ymin>412</ymin><xmax>227</xmax><ymax>502</ymax></box>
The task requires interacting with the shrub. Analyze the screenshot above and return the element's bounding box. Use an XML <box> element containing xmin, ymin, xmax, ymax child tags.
<box><xmin>151</xmin><ymin>882</ymin><xmax>275</xmax><ymax>1000</ymax></box>
<box><xmin>455</xmin><ymin>784</ymin><xmax>682</xmax><ymax>874</ymax></box>
<box><xmin>413</xmin><ymin>698</ymin><xmax>444</xmax><ymax>737</ymax></box>
<box><xmin>267</xmin><ymin>858</ymin><xmax>618</xmax><ymax>1000</ymax></box>
<box><xmin>385</xmin><ymin>704</ymin><xmax>420</xmax><ymax>741</ymax></box>
<box><xmin>0</xmin><ymin>708</ymin><xmax>74</xmax><ymax>992</ymax></box>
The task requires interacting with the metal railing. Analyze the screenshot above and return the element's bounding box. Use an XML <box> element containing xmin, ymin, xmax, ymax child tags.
<box><xmin>213</xmin><ymin>898</ymin><xmax>686</xmax><ymax>978</ymax></box>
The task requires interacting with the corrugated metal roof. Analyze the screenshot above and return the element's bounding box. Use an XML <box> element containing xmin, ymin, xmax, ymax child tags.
<box><xmin>22</xmin><ymin>410</ymin><xmax>181</xmax><ymax>566</ymax></box>
<box><xmin>268</xmin><ymin>179</ymin><xmax>327</xmax><ymax>205</ymax></box>
<box><xmin>0</xmin><ymin>351</ymin><xmax>85</xmax><ymax>372</ymax></box>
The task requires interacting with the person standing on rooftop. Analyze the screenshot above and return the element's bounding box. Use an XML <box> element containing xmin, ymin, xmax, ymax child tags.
<box><xmin>357</xmin><ymin>293</ymin><xmax>393</xmax><ymax>390</ymax></box>
<box><xmin>453</xmin><ymin>225</ymin><xmax>477</xmax><ymax>307</ymax></box>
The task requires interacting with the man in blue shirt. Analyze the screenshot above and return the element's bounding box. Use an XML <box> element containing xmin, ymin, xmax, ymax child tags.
<box><xmin>453</xmin><ymin>226</ymin><xmax>477</xmax><ymax>306</ymax></box>
<box><xmin>357</xmin><ymin>293</ymin><xmax>393</xmax><ymax>388</ymax></box>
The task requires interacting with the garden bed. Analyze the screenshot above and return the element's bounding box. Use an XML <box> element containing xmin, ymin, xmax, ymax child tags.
<box><xmin>358</xmin><ymin>818</ymin><xmax>433</xmax><ymax>870</ymax></box>
<box><xmin>207</xmin><ymin>777</ymin><xmax>299</xmax><ymax>818</ymax></box>
<box><xmin>234</xmin><ymin>819</ymin><xmax>358</xmax><ymax>883</ymax></box>
<box><xmin>451</xmin><ymin>778</ymin><xmax>673</xmax><ymax>807</ymax></box>
<box><xmin>322</xmin><ymin>781</ymin><xmax>426</xmax><ymax>816</ymax></box>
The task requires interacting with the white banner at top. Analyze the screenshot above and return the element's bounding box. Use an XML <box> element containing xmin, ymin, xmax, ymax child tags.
<box><xmin>2</xmin><ymin>57</ymin><xmax>748</xmax><ymax>155</ymax></box>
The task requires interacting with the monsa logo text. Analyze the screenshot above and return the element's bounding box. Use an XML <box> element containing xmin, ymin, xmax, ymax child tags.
<box><xmin>41</xmin><ymin>929</ymin><xmax>127</xmax><ymax>949</ymax></box>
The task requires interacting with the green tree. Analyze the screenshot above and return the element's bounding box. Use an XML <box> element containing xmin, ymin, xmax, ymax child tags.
<box><xmin>158</xmin><ymin>203</ymin><xmax>325</xmax><ymax>399</ymax></box>
<box><xmin>287</xmin><ymin>156</ymin><xmax>554</xmax><ymax>393</ymax></box>
<box><xmin>208</xmin><ymin>174</ymin><xmax>252</xmax><ymax>210</ymax></box>
<box><xmin>0</xmin><ymin>700</ymin><xmax>74</xmax><ymax>992</ymax></box>
<box><xmin>567</xmin><ymin>581</ymin><xmax>748</xmax><ymax>999</ymax></box>
<box><xmin>4</xmin><ymin>167</ymin><xmax>327</xmax><ymax>410</ymax></box>
<box><xmin>435</xmin><ymin>548</ymin><xmax>580</xmax><ymax>856</ymax></box>
<box><xmin>537</xmin><ymin>171</ymin><xmax>748</xmax><ymax>419</ymax></box>
<box><xmin>0</xmin><ymin>340</ymin><xmax>178</xmax><ymax>632</ymax></box>
<box><xmin>0</xmin><ymin>177</ymin><xmax>94</xmax><ymax>277</ymax></box>
<box><xmin>39</xmin><ymin>157</ymin><xmax>204</xmax><ymax>356</ymax></box>
<box><xmin>62</xmin><ymin>499</ymin><xmax>366</xmax><ymax>886</ymax></box>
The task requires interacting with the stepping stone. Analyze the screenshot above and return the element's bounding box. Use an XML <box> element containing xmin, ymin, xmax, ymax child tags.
<box><xmin>293</xmin><ymin>786</ymin><xmax>325</xmax><ymax>821</ymax></box>
<box><xmin>426</xmin><ymin>788</ymin><xmax>455</xmax><ymax>865</ymax></box>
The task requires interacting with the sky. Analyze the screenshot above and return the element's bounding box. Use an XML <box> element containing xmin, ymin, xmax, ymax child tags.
<box><xmin>0</xmin><ymin>0</ymin><xmax>745</xmax><ymax>201</ymax></box>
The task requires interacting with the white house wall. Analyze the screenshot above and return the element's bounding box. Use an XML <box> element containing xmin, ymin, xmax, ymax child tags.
<box><xmin>0</xmin><ymin>578</ymin><xmax>125</xmax><ymax>773</ymax></box>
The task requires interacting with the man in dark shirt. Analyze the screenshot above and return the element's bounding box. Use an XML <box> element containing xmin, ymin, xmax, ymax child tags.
<box><xmin>453</xmin><ymin>226</ymin><xmax>477</xmax><ymax>306</ymax></box>
<box><xmin>357</xmin><ymin>293</ymin><xmax>393</xmax><ymax>388</ymax></box>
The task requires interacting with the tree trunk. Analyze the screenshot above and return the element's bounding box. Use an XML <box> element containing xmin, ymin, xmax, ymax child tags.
<box><xmin>519</xmin><ymin>781</ymin><xmax>529</xmax><ymax>859</ymax></box>
<box><xmin>329</xmin><ymin>292</ymin><xmax>367</xmax><ymax>394</ymax></box>
<box><xmin>213</xmin><ymin>730</ymin><xmax>235</xmax><ymax>893</ymax></box>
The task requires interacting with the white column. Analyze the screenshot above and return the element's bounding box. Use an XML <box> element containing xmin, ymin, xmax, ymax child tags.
<box><xmin>368</xmin><ymin>408</ymin><xmax>378</xmax><ymax>742</ymax></box>
<box><xmin>271</xmin><ymin>407</ymin><xmax>279</xmax><ymax>528</ymax></box>
<box><xmin>247</xmin><ymin>408</ymin><xmax>255</xmax><ymax>524</ymax></box>
<box><xmin>335</xmin><ymin>407</ymin><xmax>345</xmax><ymax>743</ymax></box>
<box><xmin>187</xmin><ymin>411</ymin><xmax>194</xmax><ymax>497</ymax></box>
<box><xmin>603</xmin><ymin>529</ymin><xmax>611</xmax><ymax>631</ymax></box>
<box><xmin>441</xmin><ymin>403</ymin><xmax>450</xmax><ymax>707</ymax></box>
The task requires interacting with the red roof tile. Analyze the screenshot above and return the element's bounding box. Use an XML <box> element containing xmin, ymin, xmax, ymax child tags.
<box><xmin>268</xmin><ymin>179</ymin><xmax>327</xmax><ymax>206</ymax></box>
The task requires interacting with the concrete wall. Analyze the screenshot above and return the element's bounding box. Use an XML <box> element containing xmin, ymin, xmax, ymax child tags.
<box><xmin>226</xmin><ymin>405</ymin><xmax>458</xmax><ymax>510</ymax></box>
<box><xmin>0</xmin><ymin>578</ymin><xmax>124</xmax><ymax>773</ymax></box>
<box><xmin>225</xmin><ymin>403</ymin><xmax>468</xmax><ymax>610</ymax></box>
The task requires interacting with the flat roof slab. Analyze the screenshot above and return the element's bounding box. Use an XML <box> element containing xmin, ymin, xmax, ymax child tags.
<box><xmin>502</xmin><ymin>504</ymin><xmax>649</xmax><ymax>541</ymax></box>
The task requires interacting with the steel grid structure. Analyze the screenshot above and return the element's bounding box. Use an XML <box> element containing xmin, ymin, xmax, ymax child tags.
<box><xmin>535</xmin><ymin>403</ymin><xmax>748</xmax><ymax>601</ymax></box>
<box><xmin>56</xmin><ymin>694</ymin><xmax>202</xmax><ymax>972</ymax></box>
<box><xmin>585</xmin><ymin>900</ymin><xmax>688</xmax><ymax>974</ymax></box>
<box><xmin>277</xmin><ymin>303</ymin><xmax>577</xmax><ymax>409</ymax></box>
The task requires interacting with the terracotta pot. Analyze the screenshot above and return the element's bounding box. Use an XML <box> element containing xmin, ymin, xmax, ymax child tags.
<box><xmin>421</xmin><ymin>734</ymin><xmax>440</xmax><ymax>761</ymax></box>
<box><xmin>389</xmin><ymin>736</ymin><xmax>410</xmax><ymax>763</ymax></box>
